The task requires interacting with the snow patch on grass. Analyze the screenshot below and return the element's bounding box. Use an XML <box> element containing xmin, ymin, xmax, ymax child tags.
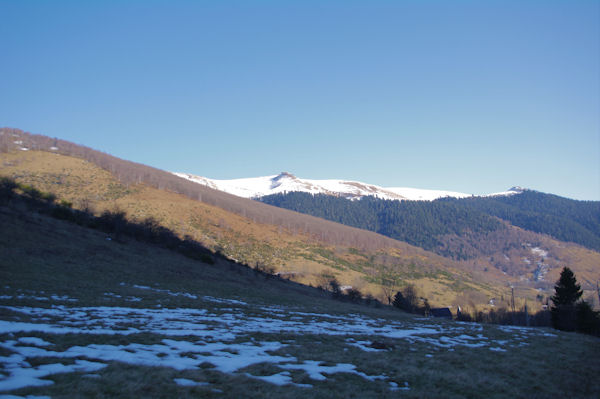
<box><xmin>0</xmin><ymin>291</ymin><xmax>558</xmax><ymax>393</ymax></box>
<box><xmin>245</xmin><ymin>371</ymin><xmax>311</xmax><ymax>387</ymax></box>
<box><xmin>0</xmin><ymin>342</ymin><xmax>106</xmax><ymax>392</ymax></box>
<box><xmin>173</xmin><ymin>378</ymin><xmax>210</xmax><ymax>387</ymax></box>
<box><xmin>16</xmin><ymin>338</ymin><xmax>51</xmax><ymax>347</ymax></box>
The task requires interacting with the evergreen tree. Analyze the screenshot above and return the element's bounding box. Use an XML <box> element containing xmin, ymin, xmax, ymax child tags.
<box><xmin>551</xmin><ymin>267</ymin><xmax>583</xmax><ymax>331</ymax></box>
<box><xmin>551</xmin><ymin>267</ymin><xmax>582</xmax><ymax>306</ymax></box>
<box><xmin>575</xmin><ymin>301</ymin><xmax>600</xmax><ymax>336</ymax></box>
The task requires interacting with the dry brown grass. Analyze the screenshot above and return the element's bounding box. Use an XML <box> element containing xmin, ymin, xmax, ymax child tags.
<box><xmin>0</xmin><ymin>150</ymin><xmax>488</xmax><ymax>307</ymax></box>
<box><xmin>2</xmin><ymin>147</ymin><xmax>599</xmax><ymax>311</ymax></box>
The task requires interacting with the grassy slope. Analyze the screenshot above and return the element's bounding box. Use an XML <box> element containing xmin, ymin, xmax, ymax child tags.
<box><xmin>1</xmin><ymin>149</ymin><xmax>503</xmax><ymax>308</ymax></box>
<box><xmin>0</xmin><ymin>193</ymin><xmax>334</xmax><ymax>310</ymax></box>
<box><xmin>1</xmin><ymin>200</ymin><xmax>599</xmax><ymax>398</ymax></box>
<box><xmin>3</xmin><ymin>149</ymin><xmax>600</xmax><ymax>310</ymax></box>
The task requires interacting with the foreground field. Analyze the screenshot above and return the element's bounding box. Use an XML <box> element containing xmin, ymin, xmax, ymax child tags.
<box><xmin>1</xmin><ymin>202</ymin><xmax>599</xmax><ymax>398</ymax></box>
<box><xmin>0</xmin><ymin>288</ymin><xmax>578</xmax><ymax>399</ymax></box>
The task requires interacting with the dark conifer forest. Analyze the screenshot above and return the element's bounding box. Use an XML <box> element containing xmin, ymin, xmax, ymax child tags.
<box><xmin>446</xmin><ymin>192</ymin><xmax>600</xmax><ymax>250</ymax></box>
<box><xmin>259</xmin><ymin>190</ymin><xmax>600</xmax><ymax>255</ymax></box>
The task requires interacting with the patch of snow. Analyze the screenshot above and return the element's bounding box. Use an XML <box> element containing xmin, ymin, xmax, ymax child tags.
<box><xmin>531</xmin><ymin>247</ymin><xmax>548</xmax><ymax>258</ymax></box>
<box><xmin>173</xmin><ymin>378</ymin><xmax>210</xmax><ymax>387</ymax></box>
<box><xmin>13</xmin><ymin>295</ymin><xmax>48</xmax><ymax>301</ymax></box>
<box><xmin>132</xmin><ymin>284</ymin><xmax>198</xmax><ymax>299</ymax></box>
<box><xmin>384</xmin><ymin>328</ymin><xmax>439</xmax><ymax>339</ymax></box>
<box><xmin>202</xmin><ymin>296</ymin><xmax>247</xmax><ymax>306</ymax></box>
<box><xmin>389</xmin><ymin>381</ymin><xmax>410</xmax><ymax>391</ymax></box>
<box><xmin>533</xmin><ymin>262</ymin><xmax>550</xmax><ymax>282</ymax></box>
<box><xmin>125</xmin><ymin>297</ymin><xmax>142</xmax><ymax>302</ymax></box>
<box><xmin>483</xmin><ymin>188</ymin><xmax>523</xmax><ymax>197</ymax></box>
<box><xmin>173</xmin><ymin>171</ymin><xmax>519</xmax><ymax>202</ymax></box>
<box><xmin>50</xmin><ymin>295</ymin><xmax>78</xmax><ymax>302</ymax></box>
<box><xmin>346</xmin><ymin>340</ymin><xmax>385</xmax><ymax>352</ymax></box>
<box><xmin>282</xmin><ymin>360</ymin><xmax>385</xmax><ymax>382</ymax></box>
<box><xmin>17</xmin><ymin>337</ymin><xmax>52</xmax><ymax>347</ymax></box>
<box><xmin>0</xmin><ymin>343</ymin><xmax>106</xmax><ymax>391</ymax></box>
<box><xmin>0</xmin><ymin>301</ymin><xmax>556</xmax><ymax>391</ymax></box>
<box><xmin>489</xmin><ymin>347</ymin><xmax>507</xmax><ymax>352</ymax></box>
<box><xmin>132</xmin><ymin>284</ymin><xmax>151</xmax><ymax>290</ymax></box>
<box><xmin>386</xmin><ymin>187</ymin><xmax>471</xmax><ymax>201</ymax></box>
<box><xmin>245</xmin><ymin>371</ymin><xmax>312</xmax><ymax>387</ymax></box>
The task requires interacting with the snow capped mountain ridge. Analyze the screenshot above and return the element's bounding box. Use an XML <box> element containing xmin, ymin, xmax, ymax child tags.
<box><xmin>173</xmin><ymin>171</ymin><xmax>523</xmax><ymax>201</ymax></box>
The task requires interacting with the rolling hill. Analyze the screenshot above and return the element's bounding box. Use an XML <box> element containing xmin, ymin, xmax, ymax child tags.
<box><xmin>1</xmin><ymin>128</ymin><xmax>498</xmax><ymax>309</ymax></box>
<box><xmin>1</xmin><ymin>127</ymin><xmax>599</xmax><ymax>312</ymax></box>
<box><xmin>258</xmin><ymin>191</ymin><xmax>600</xmax><ymax>265</ymax></box>
<box><xmin>1</xmin><ymin>177</ymin><xmax>598</xmax><ymax>398</ymax></box>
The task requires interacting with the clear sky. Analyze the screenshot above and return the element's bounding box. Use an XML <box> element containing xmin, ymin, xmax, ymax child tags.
<box><xmin>1</xmin><ymin>1</ymin><xmax>598</xmax><ymax>200</ymax></box>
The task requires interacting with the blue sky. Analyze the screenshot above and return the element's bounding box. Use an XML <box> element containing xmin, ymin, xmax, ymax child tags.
<box><xmin>1</xmin><ymin>1</ymin><xmax>598</xmax><ymax>200</ymax></box>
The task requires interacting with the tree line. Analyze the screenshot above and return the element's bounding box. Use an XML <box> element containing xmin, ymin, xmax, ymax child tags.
<box><xmin>445</xmin><ymin>192</ymin><xmax>600</xmax><ymax>251</ymax></box>
<box><xmin>388</xmin><ymin>266</ymin><xmax>600</xmax><ymax>337</ymax></box>
<box><xmin>259</xmin><ymin>192</ymin><xmax>505</xmax><ymax>259</ymax></box>
<box><xmin>259</xmin><ymin>189</ymin><xmax>600</xmax><ymax>258</ymax></box>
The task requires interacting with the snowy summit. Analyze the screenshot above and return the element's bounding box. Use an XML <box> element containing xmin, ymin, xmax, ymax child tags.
<box><xmin>173</xmin><ymin>172</ymin><xmax>523</xmax><ymax>201</ymax></box>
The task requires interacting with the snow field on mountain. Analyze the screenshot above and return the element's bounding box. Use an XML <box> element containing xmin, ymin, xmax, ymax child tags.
<box><xmin>0</xmin><ymin>287</ymin><xmax>557</xmax><ymax>395</ymax></box>
<box><xmin>174</xmin><ymin>171</ymin><xmax>521</xmax><ymax>201</ymax></box>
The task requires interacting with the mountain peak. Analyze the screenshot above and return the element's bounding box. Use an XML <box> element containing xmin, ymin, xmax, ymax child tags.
<box><xmin>273</xmin><ymin>172</ymin><xmax>296</xmax><ymax>181</ymax></box>
<box><xmin>173</xmin><ymin>172</ymin><xmax>523</xmax><ymax>202</ymax></box>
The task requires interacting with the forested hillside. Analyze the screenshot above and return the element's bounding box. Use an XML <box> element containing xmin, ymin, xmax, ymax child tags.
<box><xmin>443</xmin><ymin>192</ymin><xmax>600</xmax><ymax>251</ymax></box>
<box><xmin>260</xmin><ymin>190</ymin><xmax>600</xmax><ymax>256</ymax></box>
<box><xmin>259</xmin><ymin>192</ymin><xmax>504</xmax><ymax>258</ymax></box>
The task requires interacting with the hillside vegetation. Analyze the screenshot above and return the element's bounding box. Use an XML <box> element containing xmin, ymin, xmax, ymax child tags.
<box><xmin>260</xmin><ymin>192</ymin><xmax>600</xmax><ymax>256</ymax></box>
<box><xmin>259</xmin><ymin>191</ymin><xmax>600</xmax><ymax>296</ymax></box>
<box><xmin>1</xmin><ymin>184</ymin><xmax>599</xmax><ymax>398</ymax></box>
<box><xmin>1</xmin><ymin>129</ymin><xmax>500</xmax><ymax>309</ymax></box>
<box><xmin>447</xmin><ymin>193</ymin><xmax>600</xmax><ymax>250</ymax></box>
<box><xmin>2</xmin><ymin>127</ymin><xmax>599</xmax><ymax>311</ymax></box>
<box><xmin>259</xmin><ymin>192</ymin><xmax>505</xmax><ymax>259</ymax></box>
